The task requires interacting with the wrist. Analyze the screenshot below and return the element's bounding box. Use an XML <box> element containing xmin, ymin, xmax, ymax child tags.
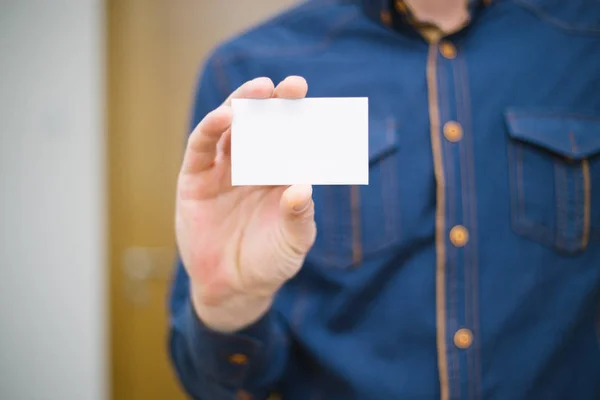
<box><xmin>191</xmin><ymin>287</ymin><xmax>273</xmax><ymax>333</ymax></box>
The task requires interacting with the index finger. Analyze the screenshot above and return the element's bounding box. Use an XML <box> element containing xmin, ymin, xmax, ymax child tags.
<box><xmin>182</xmin><ymin>77</ymin><xmax>275</xmax><ymax>174</ymax></box>
<box><xmin>223</xmin><ymin>76</ymin><xmax>275</xmax><ymax>106</ymax></box>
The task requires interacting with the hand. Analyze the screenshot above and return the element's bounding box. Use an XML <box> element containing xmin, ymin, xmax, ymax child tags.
<box><xmin>175</xmin><ymin>76</ymin><xmax>316</xmax><ymax>332</ymax></box>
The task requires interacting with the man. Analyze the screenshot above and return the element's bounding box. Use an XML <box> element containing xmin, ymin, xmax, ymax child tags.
<box><xmin>168</xmin><ymin>0</ymin><xmax>600</xmax><ymax>398</ymax></box>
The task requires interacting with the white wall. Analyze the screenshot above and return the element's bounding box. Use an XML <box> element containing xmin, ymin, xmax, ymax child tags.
<box><xmin>0</xmin><ymin>1</ymin><xmax>107</xmax><ymax>399</ymax></box>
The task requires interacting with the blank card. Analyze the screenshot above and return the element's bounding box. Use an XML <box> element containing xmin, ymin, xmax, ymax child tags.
<box><xmin>231</xmin><ymin>97</ymin><xmax>369</xmax><ymax>186</ymax></box>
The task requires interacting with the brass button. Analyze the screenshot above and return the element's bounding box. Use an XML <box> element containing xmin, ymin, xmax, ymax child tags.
<box><xmin>443</xmin><ymin>121</ymin><xmax>463</xmax><ymax>142</ymax></box>
<box><xmin>449</xmin><ymin>225</ymin><xmax>469</xmax><ymax>247</ymax></box>
<box><xmin>440</xmin><ymin>41</ymin><xmax>457</xmax><ymax>59</ymax></box>
<box><xmin>454</xmin><ymin>328</ymin><xmax>473</xmax><ymax>349</ymax></box>
<box><xmin>228</xmin><ymin>353</ymin><xmax>249</xmax><ymax>365</ymax></box>
<box><xmin>395</xmin><ymin>0</ymin><xmax>408</xmax><ymax>14</ymax></box>
<box><xmin>237</xmin><ymin>390</ymin><xmax>253</xmax><ymax>400</ymax></box>
<box><xmin>380</xmin><ymin>10</ymin><xmax>392</xmax><ymax>26</ymax></box>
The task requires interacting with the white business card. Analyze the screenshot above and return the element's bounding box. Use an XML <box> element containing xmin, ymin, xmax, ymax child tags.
<box><xmin>231</xmin><ymin>97</ymin><xmax>369</xmax><ymax>186</ymax></box>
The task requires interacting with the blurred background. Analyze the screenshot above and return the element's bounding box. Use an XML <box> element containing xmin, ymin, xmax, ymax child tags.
<box><xmin>0</xmin><ymin>1</ymin><xmax>297</xmax><ymax>399</ymax></box>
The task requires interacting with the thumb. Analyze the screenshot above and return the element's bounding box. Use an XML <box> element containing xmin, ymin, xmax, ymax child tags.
<box><xmin>279</xmin><ymin>184</ymin><xmax>317</xmax><ymax>256</ymax></box>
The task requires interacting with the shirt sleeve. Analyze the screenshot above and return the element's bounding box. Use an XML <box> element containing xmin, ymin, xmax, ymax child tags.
<box><xmin>167</xmin><ymin>55</ymin><xmax>290</xmax><ymax>400</ymax></box>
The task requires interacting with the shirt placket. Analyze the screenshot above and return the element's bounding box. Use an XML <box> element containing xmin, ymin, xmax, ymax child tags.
<box><xmin>426</xmin><ymin>35</ymin><xmax>480</xmax><ymax>400</ymax></box>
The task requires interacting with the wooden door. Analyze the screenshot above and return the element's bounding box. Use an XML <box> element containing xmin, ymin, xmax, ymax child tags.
<box><xmin>107</xmin><ymin>1</ymin><xmax>297</xmax><ymax>399</ymax></box>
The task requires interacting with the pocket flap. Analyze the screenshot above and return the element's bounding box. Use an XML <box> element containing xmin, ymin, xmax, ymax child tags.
<box><xmin>369</xmin><ymin>119</ymin><xmax>398</xmax><ymax>165</ymax></box>
<box><xmin>505</xmin><ymin>109</ymin><xmax>600</xmax><ymax>160</ymax></box>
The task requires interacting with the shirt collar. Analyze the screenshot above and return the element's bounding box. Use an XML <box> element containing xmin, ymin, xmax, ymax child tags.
<box><xmin>360</xmin><ymin>0</ymin><xmax>392</xmax><ymax>25</ymax></box>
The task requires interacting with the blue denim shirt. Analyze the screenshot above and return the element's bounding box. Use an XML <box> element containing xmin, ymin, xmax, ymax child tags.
<box><xmin>168</xmin><ymin>1</ymin><xmax>600</xmax><ymax>399</ymax></box>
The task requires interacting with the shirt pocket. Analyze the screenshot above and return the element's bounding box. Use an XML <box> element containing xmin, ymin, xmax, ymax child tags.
<box><xmin>306</xmin><ymin>120</ymin><xmax>401</xmax><ymax>269</ymax></box>
<box><xmin>514</xmin><ymin>0</ymin><xmax>600</xmax><ymax>34</ymax></box>
<box><xmin>505</xmin><ymin>108</ymin><xmax>600</xmax><ymax>254</ymax></box>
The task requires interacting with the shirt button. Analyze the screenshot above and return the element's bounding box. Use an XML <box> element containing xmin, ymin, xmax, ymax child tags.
<box><xmin>380</xmin><ymin>10</ymin><xmax>392</xmax><ymax>26</ymax></box>
<box><xmin>439</xmin><ymin>41</ymin><xmax>457</xmax><ymax>59</ymax></box>
<box><xmin>443</xmin><ymin>121</ymin><xmax>463</xmax><ymax>142</ymax></box>
<box><xmin>237</xmin><ymin>390</ymin><xmax>253</xmax><ymax>400</ymax></box>
<box><xmin>449</xmin><ymin>225</ymin><xmax>469</xmax><ymax>247</ymax></box>
<box><xmin>395</xmin><ymin>0</ymin><xmax>408</xmax><ymax>14</ymax></box>
<box><xmin>228</xmin><ymin>353</ymin><xmax>249</xmax><ymax>365</ymax></box>
<box><xmin>454</xmin><ymin>328</ymin><xmax>473</xmax><ymax>349</ymax></box>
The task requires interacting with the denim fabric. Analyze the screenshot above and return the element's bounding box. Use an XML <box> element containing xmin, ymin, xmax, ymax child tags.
<box><xmin>169</xmin><ymin>1</ymin><xmax>600</xmax><ymax>398</ymax></box>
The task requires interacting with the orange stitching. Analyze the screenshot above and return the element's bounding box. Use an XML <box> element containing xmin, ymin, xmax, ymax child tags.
<box><xmin>448</xmin><ymin>36</ymin><xmax>471</xmax><ymax>399</ymax></box>
<box><xmin>511</xmin><ymin>0</ymin><xmax>600</xmax><ymax>35</ymax></box>
<box><xmin>516</xmin><ymin>144</ymin><xmax>525</xmax><ymax>221</ymax></box>
<box><xmin>553</xmin><ymin>160</ymin><xmax>563</xmax><ymax>250</ymax></box>
<box><xmin>448</xmin><ymin>208</ymin><xmax>461</xmax><ymax>400</ymax></box>
<box><xmin>508</xmin><ymin>141</ymin><xmax>555</xmax><ymax>246</ymax></box>
<box><xmin>573</xmin><ymin>160</ymin><xmax>581</xmax><ymax>249</ymax></box>
<box><xmin>581</xmin><ymin>159</ymin><xmax>591</xmax><ymax>249</ymax></box>
<box><xmin>381</xmin><ymin>137</ymin><xmax>393</xmax><ymax>242</ymax></box>
<box><xmin>459</xmin><ymin>54</ymin><xmax>481</xmax><ymax>400</ymax></box>
<box><xmin>569</xmin><ymin>132</ymin><xmax>579</xmax><ymax>154</ymax></box>
<box><xmin>324</xmin><ymin>186</ymin><xmax>335</xmax><ymax>267</ymax></box>
<box><xmin>389</xmin><ymin>118</ymin><xmax>401</xmax><ymax>242</ymax></box>
<box><xmin>384</xmin><ymin>117</ymin><xmax>399</xmax><ymax>242</ymax></box>
<box><xmin>554</xmin><ymin>159</ymin><xmax>568</xmax><ymax>250</ymax></box>
<box><xmin>427</xmin><ymin>40</ymin><xmax>450</xmax><ymax>400</ymax></box>
<box><xmin>452</xmin><ymin>55</ymin><xmax>474</xmax><ymax>400</ymax></box>
<box><xmin>596</xmin><ymin>300</ymin><xmax>600</xmax><ymax>350</ymax></box>
<box><xmin>509</xmin><ymin>112</ymin><xmax>600</xmax><ymax>121</ymax></box>
<box><xmin>507</xmin><ymin>141</ymin><xmax>519</xmax><ymax>226</ymax></box>
<box><xmin>443</xmin><ymin>58</ymin><xmax>461</xmax><ymax>400</ymax></box>
<box><xmin>382</xmin><ymin>160</ymin><xmax>393</xmax><ymax>240</ymax></box>
<box><xmin>350</xmin><ymin>185</ymin><xmax>362</xmax><ymax>266</ymax></box>
<box><xmin>509</xmin><ymin>130</ymin><xmax>600</xmax><ymax>158</ymax></box>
